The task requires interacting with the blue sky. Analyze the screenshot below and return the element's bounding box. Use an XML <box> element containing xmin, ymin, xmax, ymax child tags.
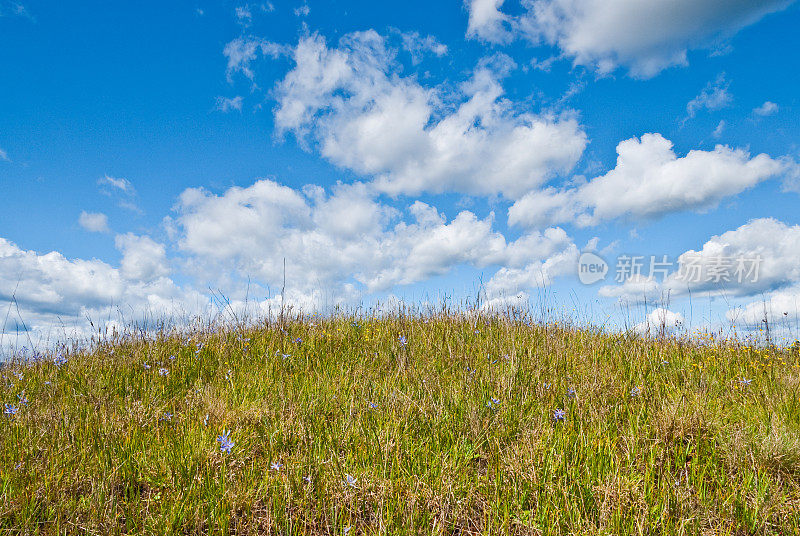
<box><xmin>1</xmin><ymin>0</ymin><xmax>800</xmax><ymax>347</ymax></box>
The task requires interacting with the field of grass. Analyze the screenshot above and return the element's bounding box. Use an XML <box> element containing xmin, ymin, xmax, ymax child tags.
<box><xmin>2</xmin><ymin>314</ymin><xmax>800</xmax><ymax>534</ymax></box>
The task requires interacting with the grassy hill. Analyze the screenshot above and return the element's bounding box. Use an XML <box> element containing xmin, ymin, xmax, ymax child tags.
<box><xmin>1</xmin><ymin>315</ymin><xmax>799</xmax><ymax>534</ymax></box>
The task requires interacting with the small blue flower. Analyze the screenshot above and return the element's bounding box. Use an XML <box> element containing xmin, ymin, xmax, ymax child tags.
<box><xmin>14</xmin><ymin>372</ymin><xmax>23</xmax><ymax>381</ymax></box>
<box><xmin>271</xmin><ymin>461</ymin><xmax>283</xmax><ymax>471</ymax></box>
<box><xmin>398</xmin><ymin>335</ymin><xmax>407</xmax><ymax>347</ymax></box>
<box><xmin>143</xmin><ymin>363</ymin><xmax>151</xmax><ymax>370</ymax></box>
<box><xmin>553</xmin><ymin>408</ymin><xmax>566</xmax><ymax>421</ymax></box>
<box><xmin>566</xmin><ymin>388</ymin><xmax>576</xmax><ymax>399</ymax></box>
<box><xmin>630</xmin><ymin>386</ymin><xmax>641</xmax><ymax>397</ymax></box>
<box><xmin>54</xmin><ymin>355</ymin><xmax>67</xmax><ymax>367</ymax></box>
<box><xmin>158</xmin><ymin>368</ymin><xmax>169</xmax><ymax>376</ymax></box>
<box><xmin>4</xmin><ymin>404</ymin><xmax>19</xmax><ymax>416</ymax></box>
<box><xmin>739</xmin><ymin>378</ymin><xmax>752</xmax><ymax>387</ymax></box>
<box><xmin>292</xmin><ymin>337</ymin><xmax>303</xmax><ymax>345</ymax></box>
<box><xmin>217</xmin><ymin>430</ymin><xmax>234</xmax><ymax>453</ymax></box>
<box><xmin>169</xmin><ymin>355</ymin><xmax>176</xmax><ymax>361</ymax></box>
<box><xmin>368</xmin><ymin>401</ymin><xmax>378</xmax><ymax>410</ymax></box>
<box><xmin>344</xmin><ymin>474</ymin><xmax>357</xmax><ymax>487</ymax></box>
<box><xmin>17</xmin><ymin>392</ymin><xmax>28</xmax><ymax>406</ymax></box>
<box><xmin>161</xmin><ymin>412</ymin><xmax>173</xmax><ymax>421</ymax></box>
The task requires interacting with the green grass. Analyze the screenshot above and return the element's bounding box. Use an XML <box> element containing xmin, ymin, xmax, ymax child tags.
<box><xmin>2</xmin><ymin>314</ymin><xmax>800</xmax><ymax>534</ymax></box>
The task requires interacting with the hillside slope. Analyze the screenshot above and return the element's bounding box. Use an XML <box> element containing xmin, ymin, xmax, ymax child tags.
<box><xmin>2</xmin><ymin>316</ymin><xmax>799</xmax><ymax>534</ymax></box>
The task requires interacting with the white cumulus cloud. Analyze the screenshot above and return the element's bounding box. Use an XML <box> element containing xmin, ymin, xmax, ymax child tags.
<box><xmin>664</xmin><ymin>218</ymin><xmax>800</xmax><ymax>297</ymax></box>
<box><xmin>115</xmin><ymin>233</ymin><xmax>171</xmax><ymax>283</ymax></box>
<box><xmin>172</xmin><ymin>178</ymin><xmax>578</xmax><ymax>300</ymax></box>
<box><xmin>466</xmin><ymin>0</ymin><xmax>795</xmax><ymax>78</ymax></box>
<box><xmin>509</xmin><ymin>133</ymin><xmax>790</xmax><ymax>227</ymax></box>
<box><xmin>596</xmin><ymin>218</ymin><xmax>800</xmax><ymax>308</ymax></box>
<box><xmin>599</xmin><ymin>273</ymin><xmax>662</xmax><ymax>303</ymax></box>
<box><xmin>635</xmin><ymin>308</ymin><xmax>685</xmax><ymax>335</ymax></box>
<box><xmin>0</xmin><ymin>237</ymin><xmax>207</xmax><ymax>347</ymax></box>
<box><xmin>271</xmin><ymin>31</ymin><xmax>586</xmax><ymax>198</ymax></box>
<box><xmin>727</xmin><ymin>286</ymin><xmax>800</xmax><ymax>328</ymax></box>
<box><xmin>465</xmin><ymin>0</ymin><xmax>511</xmax><ymax>43</ymax></box>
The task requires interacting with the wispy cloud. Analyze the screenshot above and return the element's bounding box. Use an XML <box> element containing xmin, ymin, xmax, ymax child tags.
<box><xmin>97</xmin><ymin>175</ymin><xmax>141</xmax><ymax>213</ymax></box>
<box><xmin>686</xmin><ymin>73</ymin><xmax>733</xmax><ymax>119</ymax></box>
<box><xmin>0</xmin><ymin>1</ymin><xmax>34</xmax><ymax>20</ymax></box>
<box><xmin>98</xmin><ymin>174</ymin><xmax>133</xmax><ymax>193</ymax></box>
<box><xmin>215</xmin><ymin>95</ymin><xmax>243</xmax><ymax>112</ymax></box>
<box><xmin>235</xmin><ymin>5</ymin><xmax>252</xmax><ymax>26</ymax></box>
<box><xmin>78</xmin><ymin>211</ymin><xmax>110</xmax><ymax>233</ymax></box>
<box><xmin>234</xmin><ymin>3</ymin><xmax>274</xmax><ymax>26</ymax></box>
<box><xmin>394</xmin><ymin>29</ymin><xmax>448</xmax><ymax>65</ymax></box>
<box><xmin>753</xmin><ymin>101</ymin><xmax>779</xmax><ymax>116</ymax></box>
<box><xmin>223</xmin><ymin>36</ymin><xmax>287</xmax><ymax>82</ymax></box>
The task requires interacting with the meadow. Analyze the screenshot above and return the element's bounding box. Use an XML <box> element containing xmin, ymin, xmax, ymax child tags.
<box><xmin>1</xmin><ymin>313</ymin><xmax>799</xmax><ymax>534</ymax></box>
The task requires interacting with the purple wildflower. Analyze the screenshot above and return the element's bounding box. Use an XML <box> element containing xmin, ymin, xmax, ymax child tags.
<box><xmin>217</xmin><ymin>430</ymin><xmax>234</xmax><ymax>453</ymax></box>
